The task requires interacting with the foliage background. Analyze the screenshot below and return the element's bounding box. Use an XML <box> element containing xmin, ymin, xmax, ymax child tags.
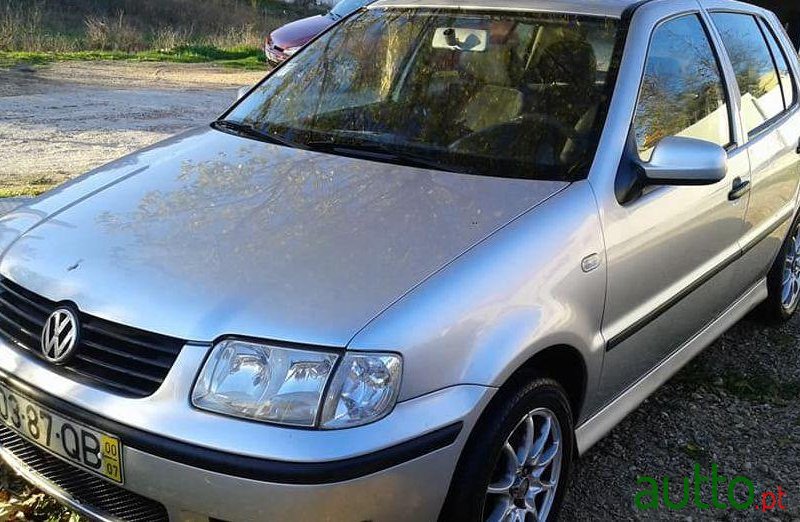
<box><xmin>0</xmin><ymin>0</ymin><xmax>322</xmax><ymax>68</ymax></box>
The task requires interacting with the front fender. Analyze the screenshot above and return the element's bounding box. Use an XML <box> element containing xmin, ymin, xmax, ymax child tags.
<box><xmin>349</xmin><ymin>181</ymin><xmax>607</xmax><ymax>421</ymax></box>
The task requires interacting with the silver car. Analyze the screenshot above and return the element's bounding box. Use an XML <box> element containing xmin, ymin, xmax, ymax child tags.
<box><xmin>0</xmin><ymin>0</ymin><xmax>798</xmax><ymax>520</ymax></box>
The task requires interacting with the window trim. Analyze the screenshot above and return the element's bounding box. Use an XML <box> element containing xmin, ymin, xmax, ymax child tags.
<box><xmin>631</xmin><ymin>11</ymin><xmax>736</xmax><ymax>161</ymax></box>
<box><xmin>757</xmin><ymin>18</ymin><xmax>790</xmax><ymax>111</ymax></box>
<box><xmin>708</xmin><ymin>10</ymin><xmax>800</xmax><ymax>141</ymax></box>
<box><xmin>758</xmin><ymin>17</ymin><xmax>798</xmax><ymax>111</ymax></box>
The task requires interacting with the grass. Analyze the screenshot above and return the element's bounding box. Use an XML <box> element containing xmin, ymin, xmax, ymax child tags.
<box><xmin>0</xmin><ymin>45</ymin><xmax>267</xmax><ymax>70</ymax></box>
<box><xmin>0</xmin><ymin>0</ymin><xmax>320</xmax><ymax>70</ymax></box>
<box><xmin>0</xmin><ymin>186</ymin><xmax>55</xmax><ymax>198</ymax></box>
<box><xmin>0</xmin><ymin>176</ymin><xmax>57</xmax><ymax>199</ymax></box>
<box><xmin>675</xmin><ymin>360</ymin><xmax>800</xmax><ymax>405</ymax></box>
<box><xmin>679</xmin><ymin>441</ymin><xmax>709</xmax><ymax>462</ymax></box>
<box><xmin>762</xmin><ymin>327</ymin><xmax>798</xmax><ymax>352</ymax></box>
<box><xmin>719</xmin><ymin>373</ymin><xmax>800</xmax><ymax>404</ymax></box>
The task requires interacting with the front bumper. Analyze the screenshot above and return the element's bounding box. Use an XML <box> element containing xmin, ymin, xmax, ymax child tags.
<box><xmin>0</xmin><ymin>341</ymin><xmax>494</xmax><ymax>521</ymax></box>
<box><xmin>0</xmin><ymin>417</ymin><xmax>465</xmax><ymax>521</ymax></box>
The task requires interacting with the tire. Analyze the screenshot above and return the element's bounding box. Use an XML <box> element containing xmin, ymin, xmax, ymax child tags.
<box><xmin>440</xmin><ymin>376</ymin><xmax>574</xmax><ymax>522</ymax></box>
<box><xmin>758</xmin><ymin>212</ymin><xmax>800</xmax><ymax>323</ymax></box>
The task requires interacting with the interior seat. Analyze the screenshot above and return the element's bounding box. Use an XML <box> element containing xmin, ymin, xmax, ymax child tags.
<box><xmin>457</xmin><ymin>45</ymin><xmax>524</xmax><ymax>133</ymax></box>
<box><xmin>532</xmin><ymin>38</ymin><xmax>598</xmax><ymax>122</ymax></box>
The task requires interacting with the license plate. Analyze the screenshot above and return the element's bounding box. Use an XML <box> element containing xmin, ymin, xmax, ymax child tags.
<box><xmin>0</xmin><ymin>383</ymin><xmax>124</xmax><ymax>484</ymax></box>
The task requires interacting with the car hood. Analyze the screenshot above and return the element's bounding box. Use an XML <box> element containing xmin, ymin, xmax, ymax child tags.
<box><xmin>270</xmin><ymin>14</ymin><xmax>334</xmax><ymax>49</ymax></box>
<box><xmin>0</xmin><ymin>128</ymin><xmax>567</xmax><ymax>346</ymax></box>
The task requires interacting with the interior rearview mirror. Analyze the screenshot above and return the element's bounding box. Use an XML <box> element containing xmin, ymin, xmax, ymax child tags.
<box><xmin>639</xmin><ymin>136</ymin><xmax>727</xmax><ymax>186</ymax></box>
<box><xmin>432</xmin><ymin>28</ymin><xmax>488</xmax><ymax>52</ymax></box>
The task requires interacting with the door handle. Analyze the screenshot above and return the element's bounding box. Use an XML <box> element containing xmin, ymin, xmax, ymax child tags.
<box><xmin>729</xmin><ymin>178</ymin><xmax>751</xmax><ymax>201</ymax></box>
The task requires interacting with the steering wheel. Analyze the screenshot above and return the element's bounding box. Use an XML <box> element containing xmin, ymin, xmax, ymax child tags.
<box><xmin>449</xmin><ymin>112</ymin><xmax>583</xmax><ymax>154</ymax></box>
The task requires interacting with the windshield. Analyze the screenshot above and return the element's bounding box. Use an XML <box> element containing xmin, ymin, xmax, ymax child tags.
<box><xmin>329</xmin><ymin>0</ymin><xmax>369</xmax><ymax>19</ymax></box>
<box><xmin>225</xmin><ymin>9</ymin><xmax>621</xmax><ymax>181</ymax></box>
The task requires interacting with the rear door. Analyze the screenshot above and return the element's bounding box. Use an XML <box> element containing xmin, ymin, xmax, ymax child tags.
<box><xmin>707</xmin><ymin>7</ymin><xmax>800</xmax><ymax>287</ymax></box>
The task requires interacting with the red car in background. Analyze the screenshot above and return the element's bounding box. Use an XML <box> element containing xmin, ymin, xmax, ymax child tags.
<box><xmin>265</xmin><ymin>0</ymin><xmax>373</xmax><ymax>65</ymax></box>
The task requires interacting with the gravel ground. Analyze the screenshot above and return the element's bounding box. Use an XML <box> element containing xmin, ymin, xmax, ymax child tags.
<box><xmin>562</xmin><ymin>313</ymin><xmax>800</xmax><ymax>521</ymax></box>
<box><xmin>0</xmin><ymin>60</ymin><xmax>799</xmax><ymax>521</ymax></box>
<box><xmin>0</xmin><ymin>61</ymin><xmax>266</xmax><ymax>192</ymax></box>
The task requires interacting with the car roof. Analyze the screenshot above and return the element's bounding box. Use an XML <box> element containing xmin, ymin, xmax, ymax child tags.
<box><xmin>369</xmin><ymin>0</ymin><xmax>639</xmax><ymax>18</ymax></box>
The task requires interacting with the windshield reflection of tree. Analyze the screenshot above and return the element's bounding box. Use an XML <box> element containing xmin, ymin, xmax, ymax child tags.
<box><xmin>233</xmin><ymin>10</ymin><xmax>618</xmax><ymax>181</ymax></box>
<box><xmin>249</xmin><ymin>11</ymin><xmax>429</xmax><ymax>140</ymax></box>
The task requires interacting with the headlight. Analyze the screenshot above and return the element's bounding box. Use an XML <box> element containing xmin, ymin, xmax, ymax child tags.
<box><xmin>283</xmin><ymin>46</ymin><xmax>300</xmax><ymax>56</ymax></box>
<box><xmin>192</xmin><ymin>340</ymin><xmax>402</xmax><ymax>429</ymax></box>
<box><xmin>320</xmin><ymin>353</ymin><xmax>402</xmax><ymax>429</ymax></box>
<box><xmin>192</xmin><ymin>340</ymin><xmax>337</xmax><ymax>426</ymax></box>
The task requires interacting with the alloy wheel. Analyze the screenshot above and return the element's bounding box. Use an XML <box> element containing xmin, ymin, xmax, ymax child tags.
<box><xmin>781</xmin><ymin>223</ymin><xmax>800</xmax><ymax>311</ymax></box>
<box><xmin>484</xmin><ymin>408</ymin><xmax>563</xmax><ymax>522</ymax></box>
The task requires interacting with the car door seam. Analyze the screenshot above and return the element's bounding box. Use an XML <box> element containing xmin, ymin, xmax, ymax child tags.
<box><xmin>605</xmin><ymin>211</ymin><xmax>790</xmax><ymax>351</ymax></box>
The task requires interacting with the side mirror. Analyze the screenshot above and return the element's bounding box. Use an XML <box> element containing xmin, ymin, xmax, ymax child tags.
<box><xmin>639</xmin><ymin>136</ymin><xmax>727</xmax><ymax>186</ymax></box>
<box><xmin>236</xmin><ymin>85</ymin><xmax>252</xmax><ymax>101</ymax></box>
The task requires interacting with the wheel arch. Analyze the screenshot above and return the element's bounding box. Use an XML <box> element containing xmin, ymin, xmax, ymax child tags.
<box><xmin>438</xmin><ymin>344</ymin><xmax>584</xmax><ymax>521</ymax></box>
<box><xmin>501</xmin><ymin>344</ymin><xmax>588</xmax><ymax>424</ymax></box>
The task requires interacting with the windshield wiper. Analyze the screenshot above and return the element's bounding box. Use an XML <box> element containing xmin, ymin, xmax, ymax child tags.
<box><xmin>304</xmin><ymin>140</ymin><xmax>461</xmax><ymax>173</ymax></box>
<box><xmin>212</xmin><ymin>120</ymin><xmax>303</xmax><ymax>150</ymax></box>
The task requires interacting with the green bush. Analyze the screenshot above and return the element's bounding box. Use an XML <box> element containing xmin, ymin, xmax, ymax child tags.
<box><xmin>0</xmin><ymin>0</ymin><xmax>322</xmax><ymax>53</ymax></box>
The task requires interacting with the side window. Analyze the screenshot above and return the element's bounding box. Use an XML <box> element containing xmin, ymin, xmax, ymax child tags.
<box><xmin>762</xmin><ymin>22</ymin><xmax>796</xmax><ymax>110</ymax></box>
<box><xmin>711</xmin><ymin>13</ymin><xmax>786</xmax><ymax>135</ymax></box>
<box><xmin>634</xmin><ymin>15</ymin><xmax>731</xmax><ymax>161</ymax></box>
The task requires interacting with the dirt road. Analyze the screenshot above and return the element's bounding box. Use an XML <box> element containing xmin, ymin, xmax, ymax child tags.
<box><xmin>0</xmin><ymin>61</ymin><xmax>265</xmax><ymax>193</ymax></box>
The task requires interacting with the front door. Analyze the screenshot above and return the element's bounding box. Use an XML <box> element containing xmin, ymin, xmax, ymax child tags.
<box><xmin>595</xmin><ymin>9</ymin><xmax>750</xmax><ymax>407</ymax></box>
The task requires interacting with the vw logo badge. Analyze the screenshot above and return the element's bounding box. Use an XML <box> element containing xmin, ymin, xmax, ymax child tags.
<box><xmin>41</xmin><ymin>308</ymin><xmax>79</xmax><ymax>364</ymax></box>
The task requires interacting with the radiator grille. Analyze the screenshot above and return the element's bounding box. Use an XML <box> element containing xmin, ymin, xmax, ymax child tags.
<box><xmin>0</xmin><ymin>279</ymin><xmax>184</xmax><ymax>398</ymax></box>
<box><xmin>0</xmin><ymin>424</ymin><xmax>169</xmax><ymax>522</ymax></box>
